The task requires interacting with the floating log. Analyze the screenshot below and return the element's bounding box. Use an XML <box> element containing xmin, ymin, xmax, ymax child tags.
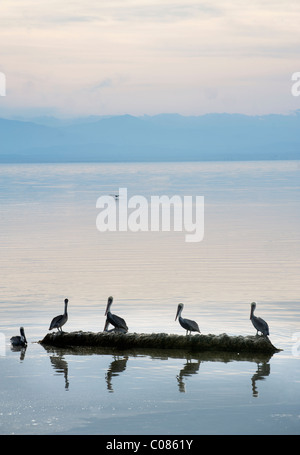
<box><xmin>40</xmin><ymin>331</ymin><xmax>281</xmax><ymax>354</ymax></box>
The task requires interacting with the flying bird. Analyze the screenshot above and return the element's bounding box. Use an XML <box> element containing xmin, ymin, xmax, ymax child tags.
<box><xmin>104</xmin><ymin>296</ymin><xmax>128</xmax><ymax>333</ymax></box>
<box><xmin>175</xmin><ymin>303</ymin><xmax>200</xmax><ymax>335</ymax></box>
<box><xmin>250</xmin><ymin>302</ymin><xmax>269</xmax><ymax>336</ymax></box>
<box><xmin>49</xmin><ymin>298</ymin><xmax>69</xmax><ymax>332</ymax></box>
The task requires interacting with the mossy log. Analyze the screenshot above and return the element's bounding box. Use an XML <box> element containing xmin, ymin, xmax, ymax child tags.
<box><xmin>40</xmin><ymin>331</ymin><xmax>281</xmax><ymax>354</ymax></box>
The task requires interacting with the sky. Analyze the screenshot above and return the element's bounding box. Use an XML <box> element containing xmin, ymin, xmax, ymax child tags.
<box><xmin>0</xmin><ymin>0</ymin><xmax>300</xmax><ymax>118</ymax></box>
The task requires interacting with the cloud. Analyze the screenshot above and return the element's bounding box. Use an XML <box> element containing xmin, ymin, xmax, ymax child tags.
<box><xmin>0</xmin><ymin>1</ymin><xmax>223</xmax><ymax>29</ymax></box>
<box><xmin>0</xmin><ymin>0</ymin><xmax>300</xmax><ymax>117</ymax></box>
<box><xmin>92</xmin><ymin>78</ymin><xmax>113</xmax><ymax>91</ymax></box>
<box><xmin>101</xmin><ymin>2</ymin><xmax>223</xmax><ymax>23</ymax></box>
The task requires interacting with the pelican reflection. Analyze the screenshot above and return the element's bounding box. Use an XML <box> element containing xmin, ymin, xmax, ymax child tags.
<box><xmin>50</xmin><ymin>354</ymin><xmax>70</xmax><ymax>390</ymax></box>
<box><xmin>176</xmin><ymin>357</ymin><xmax>201</xmax><ymax>393</ymax></box>
<box><xmin>251</xmin><ymin>361</ymin><xmax>270</xmax><ymax>397</ymax></box>
<box><xmin>10</xmin><ymin>344</ymin><xmax>27</xmax><ymax>361</ymax></box>
<box><xmin>105</xmin><ymin>355</ymin><xmax>129</xmax><ymax>393</ymax></box>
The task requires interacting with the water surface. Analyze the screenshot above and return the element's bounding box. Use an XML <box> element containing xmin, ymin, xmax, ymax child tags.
<box><xmin>0</xmin><ymin>161</ymin><xmax>299</xmax><ymax>434</ymax></box>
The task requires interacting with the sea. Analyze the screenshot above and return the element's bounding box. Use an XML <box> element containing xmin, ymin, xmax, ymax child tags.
<box><xmin>0</xmin><ymin>160</ymin><xmax>299</xmax><ymax>435</ymax></box>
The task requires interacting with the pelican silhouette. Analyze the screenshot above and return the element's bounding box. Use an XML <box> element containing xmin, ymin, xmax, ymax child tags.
<box><xmin>175</xmin><ymin>303</ymin><xmax>200</xmax><ymax>335</ymax></box>
<box><xmin>49</xmin><ymin>299</ymin><xmax>69</xmax><ymax>332</ymax></box>
<box><xmin>250</xmin><ymin>302</ymin><xmax>269</xmax><ymax>336</ymax></box>
<box><xmin>104</xmin><ymin>296</ymin><xmax>128</xmax><ymax>333</ymax></box>
<box><xmin>10</xmin><ymin>327</ymin><xmax>27</xmax><ymax>347</ymax></box>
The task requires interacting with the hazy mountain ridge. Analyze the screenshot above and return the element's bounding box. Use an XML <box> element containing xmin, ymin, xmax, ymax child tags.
<box><xmin>0</xmin><ymin>112</ymin><xmax>300</xmax><ymax>162</ymax></box>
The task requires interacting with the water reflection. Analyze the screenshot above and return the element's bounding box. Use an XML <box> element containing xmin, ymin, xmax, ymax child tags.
<box><xmin>176</xmin><ymin>355</ymin><xmax>271</xmax><ymax>396</ymax></box>
<box><xmin>106</xmin><ymin>355</ymin><xmax>129</xmax><ymax>393</ymax></box>
<box><xmin>251</xmin><ymin>361</ymin><xmax>270</xmax><ymax>398</ymax></box>
<box><xmin>10</xmin><ymin>345</ymin><xmax>27</xmax><ymax>361</ymax></box>
<box><xmin>176</xmin><ymin>357</ymin><xmax>201</xmax><ymax>393</ymax></box>
<box><xmin>40</xmin><ymin>345</ymin><xmax>274</xmax><ymax>397</ymax></box>
<box><xmin>50</xmin><ymin>354</ymin><xmax>70</xmax><ymax>391</ymax></box>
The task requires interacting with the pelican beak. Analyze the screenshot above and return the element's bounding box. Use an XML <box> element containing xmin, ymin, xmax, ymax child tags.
<box><xmin>105</xmin><ymin>297</ymin><xmax>112</xmax><ymax>315</ymax></box>
<box><xmin>103</xmin><ymin>319</ymin><xmax>109</xmax><ymax>331</ymax></box>
<box><xmin>175</xmin><ymin>308</ymin><xmax>179</xmax><ymax>321</ymax></box>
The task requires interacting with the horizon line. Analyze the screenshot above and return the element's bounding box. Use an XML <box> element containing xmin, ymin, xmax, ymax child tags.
<box><xmin>1</xmin><ymin>109</ymin><xmax>300</xmax><ymax>122</ymax></box>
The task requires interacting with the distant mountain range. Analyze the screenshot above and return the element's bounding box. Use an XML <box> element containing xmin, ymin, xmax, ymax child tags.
<box><xmin>1</xmin><ymin>112</ymin><xmax>300</xmax><ymax>163</ymax></box>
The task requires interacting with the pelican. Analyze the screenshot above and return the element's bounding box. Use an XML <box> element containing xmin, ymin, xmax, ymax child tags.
<box><xmin>49</xmin><ymin>298</ymin><xmax>68</xmax><ymax>332</ymax></box>
<box><xmin>104</xmin><ymin>296</ymin><xmax>128</xmax><ymax>333</ymax></box>
<box><xmin>250</xmin><ymin>302</ymin><xmax>269</xmax><ymax>336</ymax></box>
<box><xmin>10</xmin><ymin>327</ymin><xmax>27</xmax><ymax>347</ymax></box>
<box><xmin>175</xmin><ymin>303</ymin><xmax>200</xmax><ymax>335</ymax></box>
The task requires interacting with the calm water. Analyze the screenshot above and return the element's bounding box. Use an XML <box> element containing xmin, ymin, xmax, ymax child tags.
<box><xmin>0</xmin><ymin>161</ymin><xmax>300</xmax><ymax>435</ymax></box>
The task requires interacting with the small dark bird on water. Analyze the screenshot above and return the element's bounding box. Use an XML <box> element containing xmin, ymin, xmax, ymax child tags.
<box><xmin>49</xmin><ymin>298</ymin><xmax>69</xmax><ymax>332</ymax></box>
<box><xmin>250</xmin><ymin>302</ymin><xmax>269</xmax><ymax>336</ymax></box>
<box><xmin>10</xmin><ymin>326</ymin><xmax>27</xmax><ymax>347</ymax></box>
<box><xmin>175</xmin><ymin>303</ymin><xmax>200</xmax><ymax>336</ymax></box>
